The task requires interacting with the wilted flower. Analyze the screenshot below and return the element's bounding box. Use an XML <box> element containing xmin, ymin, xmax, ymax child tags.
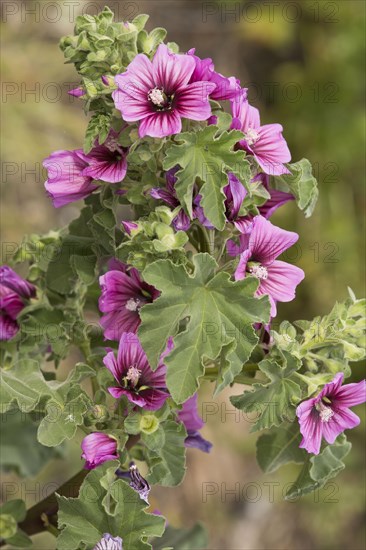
<box><xmin>232</xmin><ymin>97</ymin><xmax>291</xmax><ymax>176</ymax></box>
<box><xmin>113</xmin><ymin>44</ymin><xmax>216</xmax><ymax>138</ymax></box>
<box><xmin>103</xmin><ymin>332</ymin><xmax>172</xmax><ymax>411</ymax></box>
<box><xmin>178</xmin><ymin>394</ymin><xmax>212</xmax><ymax>453</ymax></box>
<box><xmin>99</xmin><ymin>259</ymin><xmax>159</xmax><ymax>341</ymax></box>
<box><xmin>81</xmin><ymin>432</ymin><xmax>119</xmax><ymax>470</ymax></box>
<box><xmin>0</xmin><ymin>266</ymin><xmax>36</xmax><ymax>341</ymax></box>
<box><xmin>234</xmin><ymin>215</ymin><xmax>304</xmax><ymax>316</ymax></box>
<box><xmin>93</xmin><ymin>533</ymin><xmax>123</xmax><ymax>550</ymax></box>
<box><xmin>150</xmin><ymin>167</ymin><xmax>212</xmax><ymax>231</ymax></box>
<box><xmin>129</xmin><ymin>463</ymin><xmax>151</xmax><ymax>503</ymax></box>
<box><xmin>297</xmin><ymin>373</ymin><xmax>366</xmax><ymax>455</ymax></box>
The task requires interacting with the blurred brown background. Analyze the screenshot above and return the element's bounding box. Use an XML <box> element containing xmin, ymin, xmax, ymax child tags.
<box><xmin>1</xmin><ymin>1</ymin><xmax>365</xmax><ymax>549</ymax></box>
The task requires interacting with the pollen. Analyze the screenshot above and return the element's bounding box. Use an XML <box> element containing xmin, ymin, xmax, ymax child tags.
<box><xmin>319</xmin><ymin>406</ymin><xmax>334</xmax><ymax>423</ymax></box>
<box><xmin>249</xmin><ymin>264</ymin><xmax>268</xmax><ymax>280</ymax></box>
<box><xmin>246</xmin><ymin>127</ymin><xmax>260</xmax><ymax>146</ymax></box>
<box><xmin>125</xmin><ymin>298</ymin><xmax>140</xmax><ymax>312</ymax></box>
<box><xmin>126</xmin><ymin>366</ymin><xmax>142</xmax><ymax>386</ymax></box>
<box><xmin>148</xmin><ymin>87</ymin><xmax>166</xmax><ymax>106</ymax></box>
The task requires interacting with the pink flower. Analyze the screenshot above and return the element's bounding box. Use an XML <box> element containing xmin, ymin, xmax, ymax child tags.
<box><xmin>297</xmin><ymin>373</ymin><xmax>366</xmax><ymax>455</ymax></box>
<box><xmin>99</xmin><ymin>259</ymin><xmax>159</xmax><ymax>341</ymax></box>
<box><xmin>0</xmin><ymin>266</ymin><xmax>36</xmax><ymax>341</ymax></box>
<box><xmin>104</xmin><ymin>332</ymin><xmax>172</xmax><ymax>411</ymax></box>
<box><xmin>81</xmin><ymin>432</ymin><xmax>119</xmax><ymax>470</ymax></box>
<box><xmin>81</xmin><ymin>130</ymin><xmax>128</xmax><ymax>184</ymax></box>
<box><xmin>187</xmin><ymin>48</ymin><xmax>245</xmax><ymax>102</ymax></box>
<box><xmin>43</xmin><ymin>131</ymin><xmax>128</xmax><ymax>207</ymax></box>
<box><xmin>234</xmin><ymin>216</ymin><xmax>304</xmax><ymax>317</ymax></box>
<box><xmin>43</xmin><ymin>150</ymin><xmax>98</xmax><ymax>207</ymax></box>
<box><xmin>113</xmin><ymin>44</ymin><xmax>216</xmax><ymax>138</ymax></box>
<box><xmin>232</xmin><ymin>98</ymin><xmax>291</xmax><ymax>176</ymax></box>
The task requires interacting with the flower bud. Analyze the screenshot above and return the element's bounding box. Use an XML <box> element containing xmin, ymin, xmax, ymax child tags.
<box><xmin>139</xmin><ymin>414</ymin><xmax>159</xmax><ymax>435</ymax></box>
<box><xmin>0</xmin><ymin>514</ymin><xmax>17</xmax><ymax>539</ymax></box>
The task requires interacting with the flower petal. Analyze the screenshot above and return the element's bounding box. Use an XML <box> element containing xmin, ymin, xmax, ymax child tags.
<box><xmin>153</xmin><ymin>44</ymin><xmax>195</xmax><ymax>92</ymax></box>
<box><xmin>176</xmin><ymin>82</ymin><xmax>216</xmax><ymax>121</ymax></box>
<box><xmin>332</xmin><ymin>379</ymin><xmax>366</xmax><ymax>408</ymax></box>
<box><xmin>138</xmin><ymin>111</ymin><xmax>182</xmax><ymax>138</ymax></box>
<box><xmin>254</xmin><ymin>124</ymin><xmax>291</xmax><ymax>176</ymax></box>
<box><xmin>249</xmin><ymin>215</ymin><xmax>299</xmax><ymax>264</ymax></box>
<box><xmin>261</xmin><ymin>260</ymin><xmax>305</xmax><ymax>303</ymax></box>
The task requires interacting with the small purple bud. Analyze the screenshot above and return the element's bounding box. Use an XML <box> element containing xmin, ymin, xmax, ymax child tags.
<box><xmin>68</xmin><ymin>87</ymin><xmax>86</xmax><ymax>97</ymax></box>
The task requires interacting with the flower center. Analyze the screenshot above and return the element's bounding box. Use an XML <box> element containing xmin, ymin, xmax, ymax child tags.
<box><xmin>246</xmin><ymin>127</ymin><xmax>260</xmax><ymax>146</ymax></box>
<box><xmin>147</xmin><ymin>87</ymin><xmax>174</xmax><ymax>111</ymax></box>
<box><xmin>249</xmin><ymin>264</ymin><xmax>268</xmax><ymax>280</ymax></box>
<box><xmin>126</xmin><ymin>366</ymin><xmax>142</xmax><ymax>387</ymax></box>
<box><xmin>105</xmin><ymin>136</ymin><xmax>122</xmax><ymax>153</ymax></box>
<box><xmin>125</xmin><ymin>298</ymin><xmax>140</xmax><ymax>312</ymax></box>
<box><xmin>316</xmin><ymin>400</ymin><xmax>334</xmax><ymax>423</ymax></box>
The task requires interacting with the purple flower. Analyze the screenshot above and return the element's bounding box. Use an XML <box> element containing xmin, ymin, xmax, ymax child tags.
<box><xmin>224</xmin><ymin>173</ymin><xmax>295</xmax><ymax>238</ymax></box>
<box><xmin>232</xmin><ymin>98</ymin><xmax>291</xmax><ymax>176</ymax></box>
<box><xmin>0</xmin><ymin>266</ymin><xmax>36</xmax><ymax>341</ymax></box>
<box><xmin>113</xmin><ymin>44</ymin><xmax>216</xmax><ymax>138</ymax></box>
<box><xmin>223</xmin><ymin>173</ymin><xmax>253</xmax><ymax>234</ymax></box>
<box><xmin>234</xmin><ymin>216</ymin><xmax>305</xmax><ymax>317</ymax></box>
<box><xmin>43</xmin><ymin>150</ymin><xmax>98</xmax><ymax>207</ymax></box>
<box><xmin>129</xmin><ymin>463</ymin><xmax>151</xmax><ymax>502</ymax></box>
<box><xmin>150</xmin><ymin>167</ymin><xmax>213</xmax><ymax>230</ymax></box>
<box><xmin>81</xmin><ymin>432</ymin><xmax>119</xmax><ymax>470</ymax></box>
<box><xmin>297</xmin><ymin>373</ymin><xmax>366</xmax><ymax>455</ymax></box>
<box><xmin>43</xmin><ymin>132</ymin><xmax>127</xmax><ymax>207</ymax></box>
<box><xmin>93</xmin><ymin>533</ymin><xmax>123</xmax><ymax>550</ymax></box>
<box><xmin>150</xmin><ymin>168</ymin><xmax>191</xmax><ymax>231</ymax></box>
<box><xmin>116</xmin><ymin>462</ymin><xmax>151</xmax><ymax>502</ymax></box>
<box><xmin>81</xmin><ymin>130</ymin><xmax>128</xmax><ymax>184</ymax></box>
<box><xmin>251</xmin><ymin>172</ymin><xmax>295</xmax><ymax>218</ymax></box>
<box><xmin>178</xmin><ymin>394</ymin><xmax>212</xmax><ymax>453</ymax></box>
<box><xmin>187</xmin><ymin>48</ymin><xmax>245</xmax><ymax>102</ymax></box>
<box><xmin>103</xmin><ymin>332</ymin><xmax>171</xmax><ymax>411</ymax></box>
<box><xmin>99</xmin><ymin>260</ymin><xmax>159</xmax><ymax>341</ymax></box>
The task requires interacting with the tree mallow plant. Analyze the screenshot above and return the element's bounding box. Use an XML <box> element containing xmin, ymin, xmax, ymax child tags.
<box><xmin>0</xmin><ymin>7</ymin><xmax>365</xmax><ymax>550</ymax></box>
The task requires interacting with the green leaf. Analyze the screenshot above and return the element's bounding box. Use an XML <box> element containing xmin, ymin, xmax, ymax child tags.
<box><xmin>56</xmin><ymin>461</ymin><xmax>165</xmax><ymax>550</ymax></box>
<box><xmin>286</xmin><ymin>435</ymin><xmax>352</xmax><ymax>500</ymax></box>
<box><xmin>37</xmin><ymin>393</ymin><xmax>90</xmax><ymax>447</ymax></box>
<box><xmin>163</xmin><ymin>127</ymin><xmax>248</xmax><ymax>229</ymax></box>
<box><xmin>256</xmin><ymin>423</ymin><xmax>305</xmax><ymax>473</ymax></box>
<box><xmin>146</xmin><ymin>420</ymin><xmax>187</xmax><ymax>487</ymax></box>
<box><xmin>0</xmin><ymin>410</ymin><xmax>62</xmax><ymax>477</ymax></box>
<box><xmin>0</xmin><ymin>359</ymin><xmax>94</xmax><ymax>415</ymax></box>
<box><xmin>275</xmin><ymin>158</ymin><xmax>318</xmax><ymax>217</ymax></box>
<box><xmin>152</xmin><ymin>523</ymin><xmax>208</xmax><ymax>550</ymax></box>
<box><xmin>84</xmin><ymin>113</ymin><xmax>112</xmax><ymax>153</ymax></box>
<box><xmin>230</xmin><ymin>351</ymin><xmax>302</xmax><ymax>431</ymax></box>
<box><xmin>139</xmin><ymin>254</ymin><xmax>270</xmax><ymax>403</ymax></box>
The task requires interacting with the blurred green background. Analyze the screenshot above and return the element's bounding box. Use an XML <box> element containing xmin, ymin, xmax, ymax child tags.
<box><xmin>1</xmin><ymin>1</ymin><xmax>365</xmax><ymax>549</ymax></box>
